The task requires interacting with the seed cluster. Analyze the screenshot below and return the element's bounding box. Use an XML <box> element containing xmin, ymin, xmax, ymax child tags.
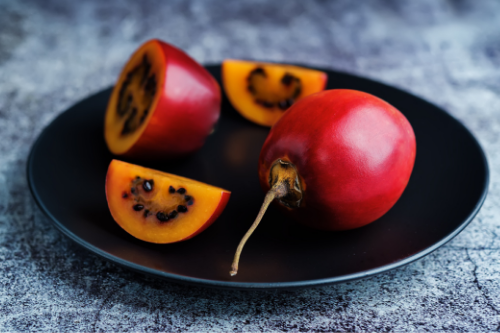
<box><xmin>247</xmin><ymin>67</ymin><xmax>302</xmax><ymax>111</ymax></box>
<box><xmin>124</xmin><ymin>176</ymin><xmax>194</xmax><ymax>224</ymax></box>
<box><xmin>117</xmin><ymin>54</ymin><xmax>158</xmax><ymax>135</ymax></box>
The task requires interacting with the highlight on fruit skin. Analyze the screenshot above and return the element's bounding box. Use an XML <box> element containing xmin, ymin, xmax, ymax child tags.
<box><xmin>106</xmin><ymin>159</ymin><xmax>231</xmax><ymax>244</ymax></box>
<box><xmin>104</xmin><ymin>39</ymin><xmax>221</xmax><ymax>159</ymax></box>
<box><xmin>222</xmin><ymin>59</ymin><xmax>328</xmax><ymax>127</ymax></box>
<box><xmin>230</xmin><ymin>89</ymin><xmax>416</xmax><ymax>276</ymax></box>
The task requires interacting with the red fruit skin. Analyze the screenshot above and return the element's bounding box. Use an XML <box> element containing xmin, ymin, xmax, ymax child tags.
<box><xmin>258</xmin><ymin>89</ymin><xmax>416</xmax><ymax>231</ymax></box>
<box><xmin>177</xmin><ymin>191</ymin><xmax>232</xmax><ymax>242</ymax></box>
<box><xmin>124</xmin><ymin>40</ymin><xmax>221</xmax><ymax>158</ymax></box>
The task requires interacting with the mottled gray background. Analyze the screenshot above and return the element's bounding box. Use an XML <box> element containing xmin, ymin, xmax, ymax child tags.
<box><xmin>0</xmin><ymin>0</ymin><xmax>499</xmax><ymax>331</ymax></box>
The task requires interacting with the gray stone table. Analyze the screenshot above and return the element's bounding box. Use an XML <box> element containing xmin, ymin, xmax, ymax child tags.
<box><xmin>0</xmin><ymin>0</ymin><xmax>499</xmax><ymax>331</ymax></box>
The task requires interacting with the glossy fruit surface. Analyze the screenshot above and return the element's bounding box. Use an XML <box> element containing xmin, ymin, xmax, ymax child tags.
<box><xmin>222</xmin><ymin>60</ymin><xmax>327</xmax><ymax>127</ymax></box>
<box><xmin>259</xmin><ymin>89</ymin><xmax>416</xmax><ymax>231</ymax></box>
<box><xmin>105</xmin><ymin>39</ymin><xmax>221</xmax><ymax>158</ymax></box>
<box><xmin>230</xmin><ymin>89</ymin><xmax>416</xmax><ymax>276</ymax></box>
<box><xmin>106</xmin><ymin>159</ymin><xmax>230</xmax><ymax>243</ymax></box>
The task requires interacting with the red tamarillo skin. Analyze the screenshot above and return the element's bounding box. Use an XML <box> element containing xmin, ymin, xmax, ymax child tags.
<box><xmin>258</xmin><ymin>89</ymin><xmax>416</xmax><ymax>231</ymax></box>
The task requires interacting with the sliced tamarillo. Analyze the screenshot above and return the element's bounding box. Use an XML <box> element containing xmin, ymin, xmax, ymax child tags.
<box><xmin>104</xmin><ymin>39</ymin><xmax>221</xmax><ymax>158</ymax></box>
<box><xmin>106</xmin><ymin>159</ymin><xmax>231</xmax><ymax>243</ymax></box>
<box><xmin>222</xmin><ymin>60</ymin><xmax>327</xmax><ymax>127</ymax></box>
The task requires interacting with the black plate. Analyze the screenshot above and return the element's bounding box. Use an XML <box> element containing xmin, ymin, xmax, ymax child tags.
<box><xmin>27</xmin><ymin>65</ymin><xmax>489</xmax><ymax>290</ymax></box>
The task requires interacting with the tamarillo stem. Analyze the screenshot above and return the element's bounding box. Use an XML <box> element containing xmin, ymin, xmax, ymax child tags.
<box><xmin>229</xmin><ymin>159</ymin><xmax>302</xmax><ymax>277</ymax></box>
<box><xmin>230</xmin><ymin>183</ymin><xmax>288</xmax><ymax>276</ymax></box>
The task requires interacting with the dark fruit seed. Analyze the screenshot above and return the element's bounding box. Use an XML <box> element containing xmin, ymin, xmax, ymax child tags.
<box><xmin>184</xmin><ymin>195</ymin><xmax>192</xmax><ymax>202</ymax></box>
<box><xmin>177</xmin><ymin>205</ymin><xmax>187</xmax><ymax>213</ymax></box>
<box><xmin>169</xmin><ymin>186</ymin><xmax>175</xmax><ymax>194</ymax></box>
<box><xmin>156</xmin><ymin>212</ymin><xmax>168</xmax><ymax>222</ymax></box>
<box><xmin>143</xmin><ymin>180</ymin><xmax>153</xmax><ymax>192</ymax></box>
<box><xmin>262</xmin><ymin>101</ymin><xmax>274</xmax><ymax>108</ymax></box>
<box><xmin>168</xmin><ymin>211</ymin><xmax>178</xmax><ymax>219</ymax></box>
<box><xmin>145</xmin><ymin>75</ymin><xmax>156</xmax><ymax>92</ymax></box>
<box><xmin>141</xmin><ymin>61</ymin><xmax>152</xmax><ymax>84</ymax></box>
<box><xmin>133</xmin><ymin>204</ymin><xmax>144</xmax><ymax>211</ymax></box>
<box><xmin>286</xmin><ymin>99</ymin><xmax>294</xmax><ymax>107</ymax></box>
<box><xmin>122</xmin><ymin>193</ymin><xmax>128</xmax><ymax>198</ymax></box>
<box><xmin>144</xmin><ymin>209</ymin><xmax>149</xmax><ymax>217</ymax></box>
<box><xmin>187</xmin><ymin>200</ymin><xmax>194</xmax><ymax>206</ymax></box>
<box><xmin>177</xmin><ymin>188</ymin><xmax>186</xmax><ymax>194</ymax></box>
<box><xmin>121</xmin><ymin>107</ymin><xmax>138</xmax><ymax>135</ymax></box>
<box><xmin>250</xmin><ymin>67</ymin><xmax>266</xmax><ymax>77</ymax></box>
<box><xmin>281</xmin><ymin>73</ymin><xmax>294</xmax><ymax>86</ymax></box>
<box><xmin>131</xmin><ymin>187</ymin><xmax>136</xmax><ymax>194</ymax></box>
<box><xmin>278</xmin><ymin>100</ymin><xmax>288</xmax><ymax>110</ymax></box>
<box><xmin>136</xmin><ymin>176</ymin><xmax>140</xmax><ymax>179</ymax></box>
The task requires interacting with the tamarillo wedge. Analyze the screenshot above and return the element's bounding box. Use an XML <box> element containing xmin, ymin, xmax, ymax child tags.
<box><xmin>222</xmin><ymin>60</ymin><xmax>327</xmax><ymax>127</ymax></box>
<box><xmin>105</xmin><ymin>39</ymin><xmax>221</xmax><ymax>159</ymax></box>
<box><xmin>106</xmin><ymin>159</ymin><xmax>231</xmax><ymax>243</ymax></box>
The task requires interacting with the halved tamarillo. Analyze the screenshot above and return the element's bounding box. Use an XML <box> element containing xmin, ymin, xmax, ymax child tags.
<box><xmin>230</xmin><ymin>90</ymin><xmax>416</xmax><ymax>276</ymax></box>
<box><xmin>105</xmin><ymin>39</ymin><xmax>221</xmax><ymax>158</ymax></box>
<box><xmin>106</xmin><ymin>159</ymin><xmax>231</xmax><ymax>243</ymax></box>
<box><xmin>222</xmin><ymin>60</ymin><xmax>327</xmax><ymax>127</ymax></box>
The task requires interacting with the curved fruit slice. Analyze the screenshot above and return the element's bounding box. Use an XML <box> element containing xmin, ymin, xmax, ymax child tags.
<box><xmin>106</xmin><ymin>159</ymin><xmax>231</xmax><ymax>243</ymax></box>
<box><xmin>105</xmin><ymin>39</ymin><xmax>221</xmax><ymax>158</ymax></box>
<box><xmin>222</xmin><ymin>59</ymin><xmax>327</xmax><ymax>127</ymax></box>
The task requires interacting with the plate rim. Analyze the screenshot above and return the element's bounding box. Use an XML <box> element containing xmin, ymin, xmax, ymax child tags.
<box><xmin>26</xmin><ymin>66</ymin><xmax>490</xmax><ymax>290</ymax></box>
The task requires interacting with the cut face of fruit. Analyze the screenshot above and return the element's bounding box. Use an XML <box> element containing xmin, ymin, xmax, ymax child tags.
<box><xmin>105</xmin><ymin>39</ymin><xmax>221</xmax><ymax>158</ymax></box>
<box><xmin>117</xmin><ymin>55</ymin><xmax>158</xmax><ymax>135</ymax></box>
<box><xmin>106</xmin><ymin>159</ymin><xmax>231</xmax><ymax>243</ymax></box>
<box><xmin>106</xmin><ymin>43</ymin><xmax>164</xmax><ymax>153</ymax></box>
<box><xmin>222</xmin><ymin>60</ymin><xmax>327</xmax><ymax>127</ymax></box>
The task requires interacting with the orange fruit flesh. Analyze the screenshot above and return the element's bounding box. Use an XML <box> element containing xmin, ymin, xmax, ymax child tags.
<box><xmin>105</xmin><ymin>41</ymin><xmax>166</xmax><ymax>155</ymax></box>
<box><xmin>222</xmin><ymin>59</ymin><xmax>327</xmax><ymax>127</ymax></box>
<box><xmin>106</xmin><ymin>160</ymin><xmax>230</xmax><ymax>243</ymax></box>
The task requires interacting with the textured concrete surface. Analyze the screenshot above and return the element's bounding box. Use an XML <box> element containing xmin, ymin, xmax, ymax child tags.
<box><xmin>0</xmin><ymin>0</ymin><xmax>499</xmax><ymax>331</ymax></box>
